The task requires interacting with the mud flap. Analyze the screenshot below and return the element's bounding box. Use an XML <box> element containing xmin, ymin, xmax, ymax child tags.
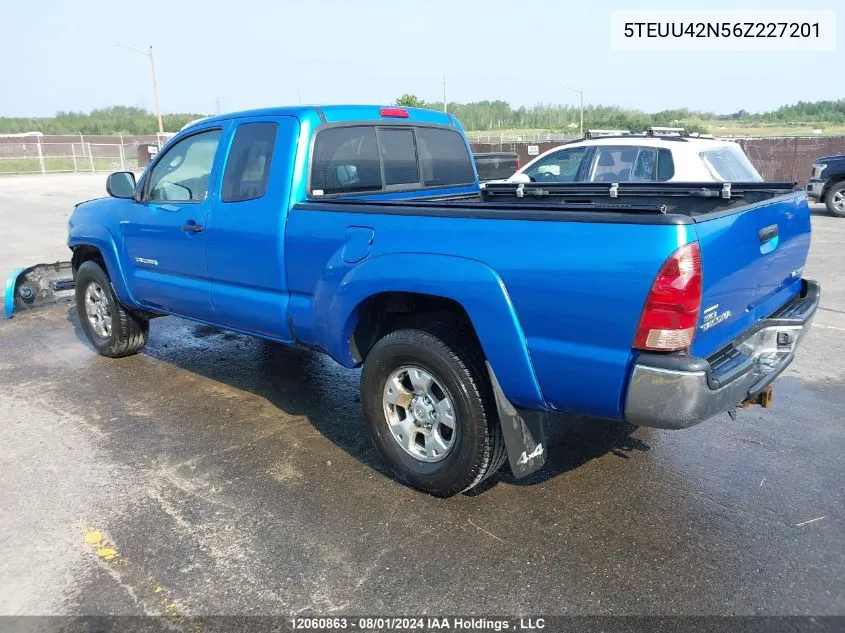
<box><xmin>485</xmin><ymin>361</ymin><xmax>547</xmax><ymax>478</ymax></box>
<box><xmin>4</xmin><ymin>261</ymin><xmax>75</xmax><ymax>319</ymax></box>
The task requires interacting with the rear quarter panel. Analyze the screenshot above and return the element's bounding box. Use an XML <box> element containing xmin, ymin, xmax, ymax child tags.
<box><xmin>285</xmin><ymin>208</ymin><xmax>694</xmax><ymax>419</ymax></box>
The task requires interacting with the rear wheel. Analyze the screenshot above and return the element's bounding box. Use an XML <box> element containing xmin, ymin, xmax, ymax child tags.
<box><xmin>825</xmin><ymin>181</ymin><xmax>845</xmax><ymax>217</ymax></box>
<box><xmin>361</xmin><ymin>325</ymin><xmax>507</xmax><ymax>497</ymax></box>
<box><xmin>75</xmin><ymin>260</ymin><xmax>149</xmax><ymax>358</ymax></box>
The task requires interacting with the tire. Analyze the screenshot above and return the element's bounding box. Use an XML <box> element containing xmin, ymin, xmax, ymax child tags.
<box><xmin>75</xmin><ymin>260</ymin><xmax>149</xmax><ymax>358</ymax></box>
<box><xmin>361</xmin><ymin>325</ymin><xmax>507</xmax><ymax>497</ymax></box>
<box><xmin>824</xmin><ymin>181</ymin><xmax>845</xmax><ymax>218</ymax></box>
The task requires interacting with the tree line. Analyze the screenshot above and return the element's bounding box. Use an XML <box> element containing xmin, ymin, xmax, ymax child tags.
<box><xmin>396</xmin><ymin>95</ymin><xmax>845</xmax><ymax>132</ymax></box>
<box><xmin>0</xmin><ymin>106</ymin><xmax>204</xmax><ymax>136</ymax></box>
<box><xmin>2</xmin><ymin>99</ymin><xmax>844</xmax><ymax>136</ymax></box>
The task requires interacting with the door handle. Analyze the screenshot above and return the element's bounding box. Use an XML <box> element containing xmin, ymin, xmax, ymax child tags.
<box><xmin>758</xmin><ymin>224</ymin><xmax>778</xmax><ymax>244</ymax></box>
<box><xmin>181</xmin><ymin>224</ymin><xmax>204</xmax><ymax>233</ymax></box>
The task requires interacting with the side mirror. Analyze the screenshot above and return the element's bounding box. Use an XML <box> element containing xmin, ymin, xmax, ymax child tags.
<box><xmin>508</xmin><ymin>172</ymin><xmax>531</xmax><ymax>184</ymax></box>
<box><xmin>106</xmin><ymin>172</ymin><xmax>136</xmax><ymax>199</ymax></box>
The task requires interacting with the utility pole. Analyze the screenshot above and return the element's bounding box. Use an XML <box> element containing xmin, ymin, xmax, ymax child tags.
<box><xmin>116</xmin><ymin>43</ymin><xmax>164</xmax><ymax>134</ymax></box>
<box><xmin>563</xmin><ymin>86</ymin><xmax>584</xmax><ymax>138</ymax></box>
<box><xmin>297</xmin><ymin>88</ymin><xmax>302</xmax><ymax>104</ymax></box>
<box><xmin>148</xmin><ymin>46</ymin><xmax>164</xmax><ymax>134</ymax></box>
<box><xmin>579</xmin><ymin>89</ymin><xmax>584</xmax><ymax>139</ymax></box>
<box><xmin>443</xmin><ymin>75</ymin><xmax>447</xmax><ymax>114</ymax></box>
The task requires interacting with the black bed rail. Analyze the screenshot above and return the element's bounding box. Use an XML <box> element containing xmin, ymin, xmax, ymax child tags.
<box><xmin>303</xmin><ymin>197</ymin><xmax>667</xmax><ymax>214</ymax></box>
<box><xmin>482</xmin><ymin>181</ymin><xmax>802</xmax><ymax>200</ymax></box>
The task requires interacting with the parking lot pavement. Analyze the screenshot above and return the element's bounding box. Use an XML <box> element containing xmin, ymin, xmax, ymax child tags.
<box><xmin>1</xmin><ymin>175</ymin><xmax>843</xmax><ymax>617</ymax></box>
<box><xmin>0</xmin><ymin>173</ymin><xmax>105</xmax><ymax>277</ymax></box>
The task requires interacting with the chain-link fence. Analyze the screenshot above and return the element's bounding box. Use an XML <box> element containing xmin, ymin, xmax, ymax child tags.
<box><xmin>466</xmin><ymin>131</ymin><xmax>577</xmax><ymax>144</ymax></box>
<box><xmin>733</xmin><ymin>137</ymin><xmax>845</xmax><ymax>185</ymax></box>
<box><xmin>4</xmin><ymin>132</ymin><xmax>845</xmax><ymax>186</ymax></box>
<box><xmin>0</xmin><ymin>133</ymin><xmax>174</xmax><ymax>175</ymax></box>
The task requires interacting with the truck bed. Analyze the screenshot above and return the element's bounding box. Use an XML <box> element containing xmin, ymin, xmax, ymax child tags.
<box><xmin>288</xmin><ymin>179</ymin><xmax>811</xmax><ymax>418</ymax></box>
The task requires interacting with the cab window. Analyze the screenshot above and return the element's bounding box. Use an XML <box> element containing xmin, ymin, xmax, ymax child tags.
<box><xmin>146</xmin><ymin>129</ymin><xmax>222</xmax><ymax>202</ymax></box>
<box><xmin>310</xmin><ymin>125</ymin><xmax>474</xmax><ymax>195</ymax></box>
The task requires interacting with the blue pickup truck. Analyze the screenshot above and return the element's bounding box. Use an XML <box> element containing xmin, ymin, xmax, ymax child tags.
<box><xmin>65</xmin><ymin>105</ymin><xmax>819</xmax><ymax>496</ymax></box>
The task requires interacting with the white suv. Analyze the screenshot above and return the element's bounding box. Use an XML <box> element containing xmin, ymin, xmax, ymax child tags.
<box><xmin>502</xmin><ymin>135</ymin><xmax>763</xmax><ymax>185</ymax></box>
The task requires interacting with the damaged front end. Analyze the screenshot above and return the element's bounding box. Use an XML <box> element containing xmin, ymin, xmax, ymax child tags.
<box><xmin>4</xmin><ymin>262</ymin><xmax>75</xmax><ymax>319</ymax></box>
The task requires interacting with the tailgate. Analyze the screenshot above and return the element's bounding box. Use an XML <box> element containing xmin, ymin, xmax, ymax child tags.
<box><xmin>691</xmin><ymin>191</ymin><xmax>812</xmax><ymax>359</ymax></box>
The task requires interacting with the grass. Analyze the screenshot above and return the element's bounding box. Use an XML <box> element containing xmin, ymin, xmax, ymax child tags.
<box><xmin>0</xmin><ymin>157</ymin><xmax>137</xmax><ymax>174</ymax></box>
<box><xmin>701</xmin><ymin>122</ymin><xmax>845</xmax><ymax>137</ymax></box>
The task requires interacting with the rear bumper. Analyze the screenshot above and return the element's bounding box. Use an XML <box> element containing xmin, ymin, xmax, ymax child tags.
<box><xmin>624</xmin><ymin>279</ymin><xmax>820</xmax><ymax>429</ymax></box>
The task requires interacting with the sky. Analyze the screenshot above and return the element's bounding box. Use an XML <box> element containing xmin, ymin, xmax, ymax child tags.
<box><xmin>1</xmin><ymin>0</ymin><xmax>843</xmax><ymax>118</ymax></box>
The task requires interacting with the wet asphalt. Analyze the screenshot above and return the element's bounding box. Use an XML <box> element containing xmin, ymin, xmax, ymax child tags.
<box><xmin>0</xmin><ymin>174</ymin><xmax>843</xmax><ymax>618</ymax></box>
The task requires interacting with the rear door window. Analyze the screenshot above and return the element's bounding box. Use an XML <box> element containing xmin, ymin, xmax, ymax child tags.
<box><xmin>631</xmin><ymin>148</ymin><xmax>658</xmax><ymax>180</ymax></box>
<box><xmin>589</xmin><ymin>147</ymin><xmax>639</xmax><ymax>182</ymax></box>
<box><xmin>588</xmin><ymin>146</ymin><xmax>669</xmax><ymax>182</ymax></box>
<box><xmin>222</xmin><ymin>122</ymin><xmax>278</xmax><ymax>202</ymax></box>
<box><xmin>310</xmin><ymin>125</ymin><xmax>474</xmax><ymax>195</ymax></box>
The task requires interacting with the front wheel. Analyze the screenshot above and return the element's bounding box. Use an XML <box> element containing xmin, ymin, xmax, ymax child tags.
<box><xmin>825</xmin><ymin>181</ymin><xmax>845</xmax><ymax>218</ymax></box>
<box><xmin>75</xmin><ymin>260</ymin><xmax>149</xmax><ymax>358</ymax></box>
<box><xmin>360</xmin><ymin>325</ymin><xmax>507</xmax><ymax>497</ymax></box>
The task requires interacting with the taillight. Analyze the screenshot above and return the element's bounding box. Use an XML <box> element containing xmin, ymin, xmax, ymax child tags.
<box><xmin>633</xmin><ymin>242</ymin><xmax>702</xmax><ymax>352</ymax></box>
<box><xmin>379</xmin><ymin>107</ymin><xmax>410</xmax><ymax>118</ymax></box>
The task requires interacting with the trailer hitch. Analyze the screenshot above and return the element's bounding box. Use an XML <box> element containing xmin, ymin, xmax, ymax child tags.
<box><xmin>739</xmin><ymin>385</ymin><xmax>774</xmax><ymax>409</ymax></box>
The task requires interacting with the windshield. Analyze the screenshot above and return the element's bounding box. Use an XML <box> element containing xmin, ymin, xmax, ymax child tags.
<box><xmin>700</xmin><ymin>145</ymin><xmax>763</xmax><ymax>182</ymax></box>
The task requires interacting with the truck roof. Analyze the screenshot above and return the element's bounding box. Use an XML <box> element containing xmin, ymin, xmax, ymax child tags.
<box><xmin>181</xmin><ymin>105</ymin><xmax>458</xmax><ymax>130</ymax></box>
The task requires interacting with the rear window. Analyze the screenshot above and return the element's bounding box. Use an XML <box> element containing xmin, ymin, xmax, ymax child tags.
<box><xmin>311</xmin><ymin>127</ymin><xmax>382</xmax><ymax>195</ymax></box>
<box><xmin>310</xmin><ymin>125</ymin><xmax>474</xmax><ymax>195</ymax></box>
<box><xmin>380</xmin><ymin>129</ymin><xmax>419</xmax><ymax>186</ymax></box>
<box><xmin>415</xmin><ymin>127</ymin><xmax>475</xmax><ymax>187</ymax></box>
<box><xmin>700</xmin><ymin>146</ymin><xmax>763</xmax><ymax>182</ymax></box>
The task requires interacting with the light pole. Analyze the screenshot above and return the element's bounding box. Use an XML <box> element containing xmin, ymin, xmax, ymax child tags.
<box><xmin>116</xmin><ymin>43</ymin><xmax>164</xmax><ymax>134</ymax></box>
<box><xmin>563</xmin><ymin>86</ymin><xmax>584</xmax><ymax>138</ymax></box>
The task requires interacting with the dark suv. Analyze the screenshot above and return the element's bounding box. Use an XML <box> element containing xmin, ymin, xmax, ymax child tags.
<box><xmin>807</xmin><ymin>154</ymin><xmax>845</xmax><ymax>217</ymax></box>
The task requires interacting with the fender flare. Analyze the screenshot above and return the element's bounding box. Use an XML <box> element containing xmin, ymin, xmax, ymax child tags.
<box><xmin>321</xmin><ymin>253</ymin><xmax>545</xmax><ymax>410</ymax></box>
<box><xmin>68</xmin><ymin>226</ymin><xmax>137</xmax><ymax>307</ymax></box>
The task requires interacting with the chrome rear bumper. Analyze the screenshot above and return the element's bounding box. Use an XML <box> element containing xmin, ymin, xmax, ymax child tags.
<box><xmin>624</xmin><ymin>279</ymin><xmax>820</xmax><ymax>429</ymax></box>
